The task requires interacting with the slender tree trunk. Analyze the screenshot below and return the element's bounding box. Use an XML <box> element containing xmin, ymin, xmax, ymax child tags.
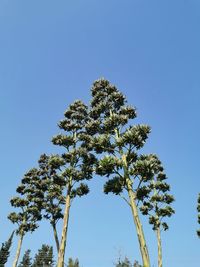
<box><xmin>156</xmin><ymin>226</ymin><xmax>162</xmax><ymax>267</ymax></box>
<box><xmin>127</xmin><ymin>182</ymin><xmax>150</xmax><ymax>267</ymax></box>
<box><xmin>52</xmin><ymin>223</ymin><xmax>60</xmax><ymax>253</ymax></box>
<box><xmin>57</xmin><ymin>193</ymin><xmax>71</xmax><ymax>267</ymax></box>
<box><xmin>12</xmin><ymin>233</ymin><xmax>23</xmax><ymax>267</ymax></box>
<box><xmin>117</xmin><ymin>132</ymin><xmax>150</xmax><ymax>267</ymax></box>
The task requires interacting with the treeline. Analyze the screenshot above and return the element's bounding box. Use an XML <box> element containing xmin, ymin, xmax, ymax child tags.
<box><xmin>1</xmin><ymin>79</ymin><xmax>199</xmax><ymax>267</ymax></box>
<box><xmin>0</xmin><ymin>241</ymin><xmax>78</xmax><ymax>267</ymax></box>
<box><xmin>0</xmin><ymin>236</ymin><xmax>141</xmax><ymax>267</ymax></box>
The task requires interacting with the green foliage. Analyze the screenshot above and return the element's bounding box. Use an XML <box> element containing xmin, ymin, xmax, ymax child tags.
<box><xmin>137</xmin><ymin>154</ymin><xmax>175</xmax><ymax>231</ymax></box>
<box><xmin>90</xmin><ymin>79</ymin><xmax>136</xmax><ymax>127</ymax></box>
<box><xmin>8</xmin><ymin>169</ymin><xmax>43</xmax><ymax>236</ymax></box>
<box><xmin>0</xmin><ymin>231</ymin><xmax>14</xmax><ymax>266</ymax></box>
<box><xmin>51</xmin><ymin>100</ymin><xmax>97</xmax><ymax>201</ymax></box>
<box><xmin>115</xmin><ymin>257</ymin><xmax>132</xmax><ymax>267</ymax></box>
<box><xmin>67</xmin><ymin>257</ymin><xmax>80</xmax><ymax>267</ymax></box>
<box><xmin>37</xmin><ymin>153</ymin><xmax>65</xmax><ymax>227</ymax></box>
<box><xmin>88</xmin><ymin>78</ymin><xmax>154</xmax><ymax>202</ymax></box>
<box><xmin>115</xmin><ymin>257</ymin><xmax>142</xmax><ymax>267</ymax></box>
<box><xmin>197</xmin><ymin>193</ymin><xmax>200</xmax><ymax>237</ymax></box>
<box><xmin>32</xmin><ymin>244</ymin><xmax>54</xmax><ymax>267</ymax></box>
<box><xmin>89</xmin><ymin>79</ymin><xmax>175</xmax><ymax>267</ymax></box>
<box><xmin>89</xmin><ymin>79</ymin><xmax>174</xmax><ymax>227</ymax></box>
<box><xmin>18</xmin><ymin>249</ymin><xmax>32</xmax><ymax>267</ymax></box>
<box><xmin>53</xmin><ymin>100</ymin><xmax>97</xmax><ymax>264</ymax></box>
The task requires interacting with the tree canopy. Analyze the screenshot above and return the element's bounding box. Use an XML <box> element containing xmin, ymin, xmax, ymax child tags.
<box><xmin>32</xmin><ymin>244</ymin><xmax>54</xmax><ymax>267</ymax></box>
<box><xmin>18</xmin><ymin>249</ymin><xmax>32</xmax><ymax>267</ymax></box>
<box><xmin>0</xmin><ymin>231</ymin><xmax>14</xmax><ymax>266</ymax></box>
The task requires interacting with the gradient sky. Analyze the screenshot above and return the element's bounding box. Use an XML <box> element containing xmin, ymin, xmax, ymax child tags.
<box><xmin>0</xmin><ymin>1</ymin><xmax>200</xmax><ymax>266</ymax></box>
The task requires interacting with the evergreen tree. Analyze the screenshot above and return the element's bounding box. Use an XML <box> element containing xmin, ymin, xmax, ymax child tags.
<box><xmin>32</xmin><ymin>244</ymin><xmax>54</xmax><ymax>267</ymax></box>
<box><xmin>18</xmin><ymin>249</ymin><xmax>32</xmax><ymax>267</ymax></box>
<box><xmin>197</xmin><ymin>193</ymin><xmax>200</xmax><ymax>237</ymax></box>
<box><xmin>137</xmin><ymin>154</ymin><xmax>174</xmax><ymax>267</ymax></box>
<box><xmin>51</xmin><ymin>100</ymin><xmax>96</xmax><ymax>267</ymax></box>
<box><xmin>0</xmin><ymin>231</ymin><xmax>14</xmax><ymax>266</ymax></box>
<box><xmin>67</xmin><ymin>258</ymin><xmax>79</xmax><ymax>267</ymax></box>
<box><xmin>88</xmin><ymin>78</ymin><xmax>151</xmax><ymax>267</ymax></box>
<box><xmin>8</xmin><ymin>169</ymin><xmax>43</xmax><ymax>267</ymax></box>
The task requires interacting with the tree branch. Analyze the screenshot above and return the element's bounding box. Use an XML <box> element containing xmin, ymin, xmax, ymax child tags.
<box><xmin>119</xmin><ymin>193</ymin><xmax>131</xmax><ymax>207</ymax></box>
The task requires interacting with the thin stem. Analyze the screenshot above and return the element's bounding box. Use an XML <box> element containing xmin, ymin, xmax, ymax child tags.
<box><xmin>119</xmin><ymin>193</ymin><xmax>131</xmax><ymax>207</ymax></box>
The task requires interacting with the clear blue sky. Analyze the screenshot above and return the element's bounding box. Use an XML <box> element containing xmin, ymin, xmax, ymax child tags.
<box><xmin>0</xmin><ymin>1</ymin><xmax>200</xmax><ymax>266</ymax></box>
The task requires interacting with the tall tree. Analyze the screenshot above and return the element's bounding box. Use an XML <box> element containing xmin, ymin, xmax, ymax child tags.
<box><xmin>37</xmin><ymin>153</ymin><xmax>65</xmax><ymax>252</ymax></box>
<box><xmin>32</xmin><ymin>244</ymin><xmax>54</xmax><ymax>267</ymax></box>
<box><xmin>137</xmin><ymin>154</ymin><xmax>174</xmax><ymax>267</ymax></box>
<box><xmin>197</xmin><ymin>193</ymin><xmax>200</xmax><ymax>237</ymax></box>
<box><xmin>67</xmin><ymin>258</ymin><xmax>79</xmax><ymax>267</ymax></box>
<box><xmin>52</xmin><ymin>100</ymin><xmax>96</xmax><ymax>267</ymax></box>
<box><xmin>88</xmin><ymin>78</ymin><xmax>155</xmax><ymax>267</ymax></box>
<box><xmin>0</xmin><ymin>231</ymin><xmax>14</xmax><ymax>266</ymax></box>
<box><xmin>8</xmin><ymin>169</ymin><xmax>43</xmax><ymax>267</ymax></box>
<box><xmin>18</xmin><ymin>249</ymin><xmax>32</xmax><ymax>267</ymax></box>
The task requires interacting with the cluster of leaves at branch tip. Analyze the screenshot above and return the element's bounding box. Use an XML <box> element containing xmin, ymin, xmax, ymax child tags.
<box><xmin>197</xmin><ymin>193</ymin><xmax>200</xmax><ymax>237</ymax></box>
<box><xmin>136</xmin><ymin>154</ymin><xmax>175</xmax><ymax>231</ymax></box>
<box><xmin>37</xmin><ymin>153</ymin><xmax>65</xmax><ymax>226</ymax></box>
<box><xmin>8</xmin><ymin>168</ymin><xmax>44</xmax><ymax>235</ymax></box>
<box><xmin>88</xmin><ymin>79</ymin><xmax>151</xmax><ymax>193</ymax></box>
<box><xmin>51</xmin><ymin>100</ymin><xmax>97</xmax><ymax>199</ymax></box>
<box><xmin>88</xmin><ymin>78</ymin><xmax>174</xmax><ymax>231</ymax></box>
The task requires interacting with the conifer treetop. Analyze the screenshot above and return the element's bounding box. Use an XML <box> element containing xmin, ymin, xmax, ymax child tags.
<box><xmin>18</xmin><ymin>249</ymin><xmax>32</xmax><ymax>267</ymax></box>
<box><xmin>32</xmin><ymin>244</ymin><xmax>54</xmax><ymax>267</ymax></box>
<box><xmin>0</xmin><ymin>231</ymin><xmax>14</xmax><ymax>265</ymax></box>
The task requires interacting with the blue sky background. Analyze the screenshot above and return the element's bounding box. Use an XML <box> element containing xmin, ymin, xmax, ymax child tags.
<box><xmin>0</xmin><ymin>1</ymin><xmax>200</xmax><ymax>266</ymax></box>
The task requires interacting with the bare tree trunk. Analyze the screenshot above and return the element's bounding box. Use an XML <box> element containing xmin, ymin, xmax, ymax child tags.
<box><xmin>52</xmin><ymin>223</ymin><xmax>60</xmax><ymax>253</ymax></box>
<box><xmin>127</xmin><ymin>182</ymin><xmax>150</xmax><ymax>267</ymax></box>
<box><xmin>12</xmin><ymin>233</ymin><xmax>23</xmax><ymax>267</ymax></box>
<box><xmin>156</xmin><ymin>226</ymin><xmax>162</xmax><ymax>267</ymax></box>
<box><xmin>57</xmin><ymin>193</ymin><xmax>71</xmax><ymax>267</ymax></box>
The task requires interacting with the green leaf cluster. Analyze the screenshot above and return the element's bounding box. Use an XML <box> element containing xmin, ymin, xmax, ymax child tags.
<box><xmin>51</xmin><ymin>100</ymin><xmax>97</xmax><ymax>199</ymax></box>
<box><xmin>0</xmin><ymin>231</ymin><xmax>14</xmax><ymax>266</ymax></box>
<box><xmin>18</xmin><ymin>249</ymin><xmax>32</xmax><ymax>267</ymax></box>
<box><xmin>37</xmin><ymin>154</ymin><xmax>65</xmax><ymax>226</ymax></box>
<box><xmin>8</xmin><ymin>169</ymin><xmax>43</xmax><ymax>235</ymax></box>
<box><xmin>67</xmin><ymin>258</ymin><xmax>79</xmax><ymax>267</ymax></box>
<box><xmin>32</xmin><ymin>244</ymin><xmax>54</xmax><ymax>267</ymax></box>
<box><xmin>137</xmin><ymin>154</ymin><xmax>175</xmax><ymax>231</ymax></box>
